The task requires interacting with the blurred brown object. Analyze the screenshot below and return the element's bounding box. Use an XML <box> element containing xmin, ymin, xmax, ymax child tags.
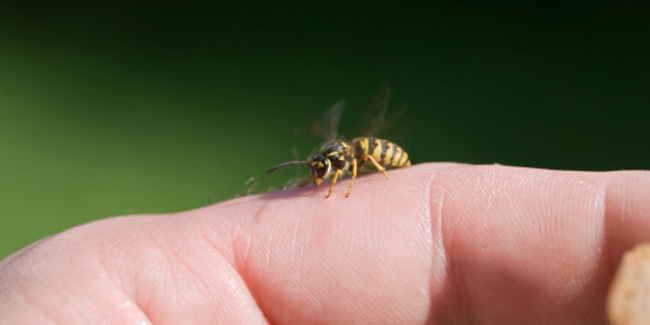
<box><xmin>608</xmin><ymin>243</ymin><xmax>650</xmax><ymax>325</ymax></box>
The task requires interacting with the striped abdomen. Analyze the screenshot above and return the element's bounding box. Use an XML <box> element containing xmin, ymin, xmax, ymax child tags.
<box><xmin>352</xmin><ymin>137</ymin><xmax>411</xmax><ymax>168</ymax></box>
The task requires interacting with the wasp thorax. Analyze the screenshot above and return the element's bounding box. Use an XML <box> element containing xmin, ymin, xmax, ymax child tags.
<box><xmin>309</xmin><ymin>154</ymin><xmax>330</xmax><ymax>186</ymax></box>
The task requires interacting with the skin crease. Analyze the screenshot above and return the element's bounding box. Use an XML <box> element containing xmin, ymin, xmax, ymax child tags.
<box><xmin>0</xmin><ymin>163</ymin><xmax>649</xmax><ymax>324</ymax></box>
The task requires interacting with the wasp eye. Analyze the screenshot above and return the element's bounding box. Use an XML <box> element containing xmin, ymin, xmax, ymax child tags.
<box><xmin>309</xmin><ymin>155</ymin><xmax>330</xmax><ymax>184</ymax></box>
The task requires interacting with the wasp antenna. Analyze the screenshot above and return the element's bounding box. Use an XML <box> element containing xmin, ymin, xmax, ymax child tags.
<box><xmin>267</xmin><ymin>161</ymin><xmax>307</xmax><ymax>173</ymax></box>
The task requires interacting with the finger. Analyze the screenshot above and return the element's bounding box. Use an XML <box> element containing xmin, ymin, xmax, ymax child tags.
<box><xmin>1</xmin><ymin>164</ymin><xmax>648</xmax><ymax>324</ymax></box>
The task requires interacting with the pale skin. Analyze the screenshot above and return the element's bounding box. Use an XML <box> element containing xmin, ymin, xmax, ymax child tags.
<box><xmin>1</xmin><ymin>163</ymin><xmax>649</xmax><ymax>324</ymax></box>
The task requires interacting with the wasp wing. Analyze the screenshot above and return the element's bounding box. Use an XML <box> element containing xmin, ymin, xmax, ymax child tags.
<box><xmin>295</xmin><ymin>100</ymin><xmax>344</xmax><ymax>143</ymax></box>
<box><xmin>348</xmin><ymin>81</ymin><xmax>410</xmax><ymax>161</ymax></box>
<box><xmin>351</xmin><ymin>81</ymin><xmax>406</xmax><ymax>138</ymax></box>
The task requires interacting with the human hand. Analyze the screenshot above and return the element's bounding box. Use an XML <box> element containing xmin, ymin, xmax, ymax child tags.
<box><xmin>1</xmin><ymin>163</ymin><xmax>648</xmax><ymax>324</ymax></box>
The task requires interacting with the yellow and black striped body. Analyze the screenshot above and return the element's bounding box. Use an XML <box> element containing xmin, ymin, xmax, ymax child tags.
<box><xmin>352</xmin><ymin>137</ymin><xmax>411</xmax><ymax>169</ymax></box>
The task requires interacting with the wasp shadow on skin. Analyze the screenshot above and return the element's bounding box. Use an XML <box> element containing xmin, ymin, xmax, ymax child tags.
<box><xmin>253</xmin><ymin>171</ymin><xmax>393</xmax><ymax>201</ymax></box>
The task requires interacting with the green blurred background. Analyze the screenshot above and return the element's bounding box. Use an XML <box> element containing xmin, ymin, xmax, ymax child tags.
<box><xmin>0</xmin><ymin>2</ymin><xmax>648</xmax><ymax>258</ymax></box>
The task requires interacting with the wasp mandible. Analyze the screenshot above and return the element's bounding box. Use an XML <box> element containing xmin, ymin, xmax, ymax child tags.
<box><xmin>266</xmin><ymin>94</ymin><xmax>411</xmax><ymax>199</ymax></box>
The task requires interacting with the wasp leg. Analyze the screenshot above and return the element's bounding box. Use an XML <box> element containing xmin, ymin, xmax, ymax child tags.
<box><xmin>345</xmin><ymin>158</ymin><xmax>358</xmax><ymax>198</ymax></box>
<box><xmin>298</xmin><ymin>175</ymin><xmax>312</xmax><ymax>187</ymax></box>
<box><xmin>366</xmin><ymin>155</ymin><xmax>389</xmax><ymax>180</ymax></box>
<box><xmin>326</xmin><ymin>169</ymin><xmax>343</xmax><ymax>198</ymax></box>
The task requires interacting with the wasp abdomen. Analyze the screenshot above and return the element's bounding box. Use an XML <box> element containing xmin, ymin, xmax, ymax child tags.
<box><xmin>353</xmin><ymin>137</ymin><xmax>411</xmax><ymax>168</ymax></box>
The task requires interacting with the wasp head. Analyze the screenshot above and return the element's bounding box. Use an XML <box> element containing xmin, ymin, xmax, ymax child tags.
<box><xmin>308</xmin><ymin>154</ymin><xmax>330</xmax><ymax>186</ymax></box>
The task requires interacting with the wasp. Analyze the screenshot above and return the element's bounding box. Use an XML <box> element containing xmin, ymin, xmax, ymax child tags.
<box><xmin>266</xmin><ymin>98</ymin><xmax>411</xmax><ymax>198</ymax></box>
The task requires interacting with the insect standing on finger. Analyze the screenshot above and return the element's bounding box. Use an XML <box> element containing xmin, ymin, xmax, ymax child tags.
<box><xmin>267</xmin><ymin>95</ymin><xmax>411</xmax><ymax>198</ymax></box>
